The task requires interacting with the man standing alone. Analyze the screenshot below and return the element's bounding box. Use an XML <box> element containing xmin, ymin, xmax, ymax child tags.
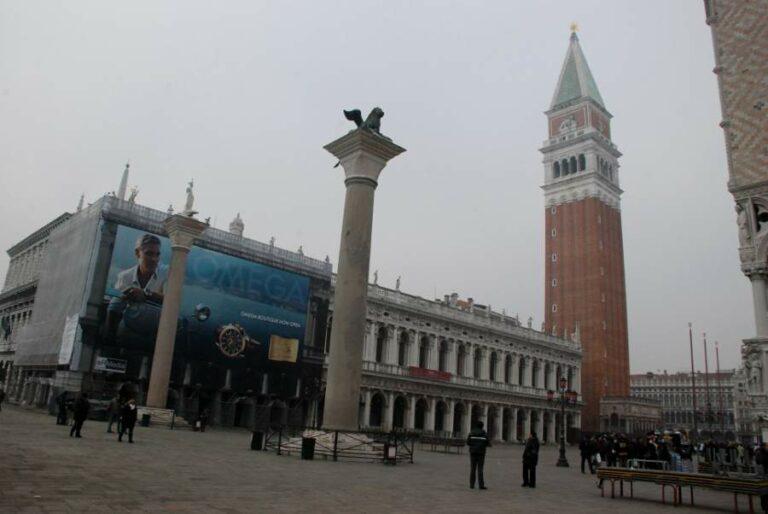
<box><xmin>466</xmin><ymin>421</ymin><xmax>491</xmax><ymax>490</ymax></box>
<box><xmin>69</xmin><ymin>393</ymin><xmax>90</xmax><ymax>438</ymax></box>
<box><xmin>118</xmin><ymin>399</ymin><xmax>138</xmax><ymax>443</ymax></box>
<box><xmin>522</xmin><ymin>431</ymin><xmax>540</xmax><ymax>488</ymax></box>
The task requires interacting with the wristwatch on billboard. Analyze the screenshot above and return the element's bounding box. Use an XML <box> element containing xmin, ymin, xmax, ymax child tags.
<box><xmin>215</xmin><ymin>323</ymin><xmax>260</xmax><ymax>358</ymax></box>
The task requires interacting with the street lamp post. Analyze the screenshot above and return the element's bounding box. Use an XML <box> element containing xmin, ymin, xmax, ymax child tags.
<box><xmin>556</xmin><ymin>376</ymin><xmax>570</xmax><ymax>467</ymax></box>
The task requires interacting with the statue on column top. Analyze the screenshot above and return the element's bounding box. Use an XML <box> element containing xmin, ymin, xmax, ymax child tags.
<box><xmin>395</xmin><ymin>275</ymin><xmax>401</xmax><ymax>291</ymax></box>
<box><xmin>183</xmin><ymin>179</ymin><xmax>197</xmax><ymax>216</ymax></box>
<box><xmin>373</xmin><ymin>270</ymin><xmax>378</xmax><ymax>285</ymax></box>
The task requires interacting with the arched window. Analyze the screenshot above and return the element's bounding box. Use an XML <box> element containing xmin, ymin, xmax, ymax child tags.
<box><xmin>562</xmin><ymin>159</ymin><xmax>569</xmax><ymax>175</ymax></box>
<box><xmin>570</xmin><ymin>156</ymin><xmax>577</xmax><ymax>173</ymax></box>
<box><xmin>553</xmin><ymin>161</ymin><xmax>560</xmax><ymax>178</ymax></box>
<box><xmin>457</xmin><ymin>345</ymin><xmax>466</xmax><ymax>376</ymax></box>
<box><xmin>489</xmin><ymin>352</ymin><xmax>498</xmax><ymax>382</ymax></box>
<box><xmin>473</xmin><ymin>348</ymin><xmax>482</xmax><ymax>378</ymax></box>
<box><xmin>578</xmin><ymin>154</ymin><xmax>586</xmax><ymax>171</ymax></box>
<box><xmin>397</xmin><ymin>331</ymin><xmax>408</xmax><ymax>366</ymax></box>
<box><xmin>518</xmin><ymin>358</ymin><xmax>526</xmax><ymax>386</ymax></box>
<box><xmin>418</xmin><ymin>336</ymin><xmax>429</xmax><ymax>368</ymax></box>
<box><xmin>531</xmin><ymin>360</ymin><xmax>539</xmax><ymax>388</ymax></box>
<box><xmin>504</xmin><ymin>355</ymin><xmax>512</xmax><ymax>384</ymax></box>
<box><xmin>609</xmin><ymin>166</ymin><xmax>614</xmax><ymax>181</ymax></box>
<box><xmin>438</xmin><ymin>340</ymin><xmax>448</xmax><ymax>372</ymax></box>
<box><xmin>376</xmin><ymin>327</ymin><xmax>387</xmax><ymax>363</ymax></box>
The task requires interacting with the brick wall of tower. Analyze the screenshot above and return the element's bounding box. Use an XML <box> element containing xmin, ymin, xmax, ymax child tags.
<box><xmin>545</xmin><ymin>197</ymin><xmax>629</xmax><ymax>431</ymax></box>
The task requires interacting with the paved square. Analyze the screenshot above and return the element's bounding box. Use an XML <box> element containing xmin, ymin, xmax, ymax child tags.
<box><xmin>0</xmin><ymin>406</ymin><xmax>739</xmax><ymax>513</ymax></box>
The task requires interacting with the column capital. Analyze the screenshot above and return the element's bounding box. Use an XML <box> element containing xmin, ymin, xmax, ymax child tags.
<box><xmin>163</xmin><ymin>215</ymin><xmax>208</xmax><ymax>251</ymax></box>
<box><xmin>324</xmin><ymin>129</ymin><xmax>406</xmax><ymax>186</ymax></box>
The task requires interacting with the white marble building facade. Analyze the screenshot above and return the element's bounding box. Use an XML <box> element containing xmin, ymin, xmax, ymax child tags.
<box><xmin>321</xmin><ymin>285</ymin><xmax>583</xmax><ymax>443</ymax></box>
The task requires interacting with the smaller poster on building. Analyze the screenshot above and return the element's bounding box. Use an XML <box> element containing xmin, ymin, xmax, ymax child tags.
<box><xmin>268</xmin><ymin>335</ymin><xmax>299</xmax><ymax>363</ymax></box>
<box><xmin>94</xmin><ymin>356</ymin><xmax>128</xmax><ymax>374</ymax></box>
<box><xmin>58</xmin><ymin>314</ymin><xmax>80</xmax><ymax>365</ymax></box>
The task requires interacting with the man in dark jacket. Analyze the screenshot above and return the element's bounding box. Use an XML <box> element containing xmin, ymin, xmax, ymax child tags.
<box><xmin>118</xmin><ymin>398</ymin><xmax>138</xmax><ymax>443</ymax></box>
<box><xmin>579</xmin><ymin>436</ymin><xmax>593</xmax><ymax>473</ymax></box>
<box><xmin>522</xmin><ymin>431</ymin><xmax>540</xmax><ymax>488</ymax></box>
<box><xmin>69</xmin><ymin>393</ymin><xmax>90</xmax><ymax>438</ymax></box>
<box><xmin>466</xmin><ymin>421</ymin><xmax>491</xmax><ymax>489</ymax></box>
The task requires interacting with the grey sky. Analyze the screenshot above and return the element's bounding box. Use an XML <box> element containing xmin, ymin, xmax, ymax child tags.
<box><xmin>0</xmin><ymin>1</ymin><xmax>748</xmax><ymax>373</ymax></box>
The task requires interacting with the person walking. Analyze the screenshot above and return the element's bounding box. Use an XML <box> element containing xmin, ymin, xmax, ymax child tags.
<box><xmin>56</xmin><ymin>392</ymin><xmax>68</xmax><ymax>425</ymax></box>
<box><xmin>579</xmin><ymin>436</ymin><xmax>593</xmax><ymax>473</ymax></box>
<box><xmin>106</xmin><ymin>396</ymin><xmax>121</xmax><ymax>433</ymax></box>
<box><xmin>118</xmin><ymin>398</ymin><xmax>138</xmax><ymax>443</ymax></box>
<box><xmin>466</xmin><ymin>421</ymin><xmax>491</xmax><ymax>490</ymax></box>
<box><xmin>522</xmin><ymin>431</ymin><xmax>540</xmax><ymax>488</ymax></box>
<box><xmin>69</xmin><ymin>393</ymin><xmax>90</xmax><ymax>438</ymax></box>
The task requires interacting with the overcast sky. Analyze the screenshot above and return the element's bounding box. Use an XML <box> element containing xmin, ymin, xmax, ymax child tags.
<box><xmin>0</xmin><ymin>1</ymin><xmax>749</xmax><ymax>373</ymax></box>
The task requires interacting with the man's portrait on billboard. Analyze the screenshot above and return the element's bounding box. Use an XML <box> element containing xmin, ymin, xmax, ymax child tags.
<box><xmin>105</xmin><ymin>233</ymin><xmax>169</xmax><ymax>345</ymax></box>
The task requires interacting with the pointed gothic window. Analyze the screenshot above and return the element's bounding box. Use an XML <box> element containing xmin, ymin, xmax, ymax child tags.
<box><xmin>553</xmin><ymin>161</ymin><xmax>560</xmax><ymax>178</ymax></box>
<box><xmin>578</xmin><ymin>154</ymin><xmax>586</xmax><ymax>171</ymax></box>
<box><xmin>570</xmin><ymin>156</ymin><xmax>577</xmax><ymax>173</ymax></box>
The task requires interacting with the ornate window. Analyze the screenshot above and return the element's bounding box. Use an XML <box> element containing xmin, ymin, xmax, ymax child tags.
<box><xmin>562</xmin><ymin>159</ymin><xmax>569</xmax><ymax>175</ymax></box>
<box><xmin>553</xmin><ymin>161</ymin><xmax>560</xmax><ymax>178</ymax></box>
<box><xmin>376</xmin><ymin>327</ymin><xmax>387</xmax><ymax>363</ymax></box>
<box><xmin>418</xmin><ymin>336</ymin><xmax>429</xmax><ymax>368</ymax></box>
<box><xmin>570</xmin><ymin>156</ymin><xmax>577</xmax><ymax>173</ymax></box>
<box><xmin>578</xmin><ymin>154</ymin><xmax>586</xmax><ymax>171</ymax></box>
<box><xmin>473</xmin><ymin>348</ymin><xmax>482</xmax><ymax>378</ymax></box>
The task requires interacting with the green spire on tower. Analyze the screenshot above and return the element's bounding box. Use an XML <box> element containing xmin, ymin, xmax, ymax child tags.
<box><xmin>550</xmin><ymin>28</ymin><xmax>605</xmax><ymax>111</ymax></box>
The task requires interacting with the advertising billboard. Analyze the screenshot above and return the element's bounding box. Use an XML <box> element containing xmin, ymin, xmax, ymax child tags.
<box><xmin>99</xmin><ymin>225</ymin><xmax>310</xmax><ymax>395</ymax></box>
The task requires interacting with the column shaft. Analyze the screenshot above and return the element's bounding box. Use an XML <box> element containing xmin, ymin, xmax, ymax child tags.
<box><xmin>752</xmin><ymin>276</ymin><xmax>768</xmax><ymax>337</ymax></box>
<box><xmin>146</xmin><ymin>247</ymin><xmax>190</xmax><ymax>408</ymax></box>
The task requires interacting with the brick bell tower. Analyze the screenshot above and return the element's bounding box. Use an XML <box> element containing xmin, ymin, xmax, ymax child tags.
<box><xmin>541</xmin><ymin>29</ymin><xmax>629</xmax><ymax>432</ymax></box>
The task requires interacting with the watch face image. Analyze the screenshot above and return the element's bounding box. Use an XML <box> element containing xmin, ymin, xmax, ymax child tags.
<box><xmin>216</xmin><ymin>324</ymin><xmax>247</xmax><ymax>358</ymax></box>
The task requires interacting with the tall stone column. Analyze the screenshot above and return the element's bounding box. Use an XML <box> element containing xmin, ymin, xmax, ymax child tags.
<box><xmin>383</xmin><ymin>391</ymin><xmax>395</xmax><ymax>431</ymax></box>
<box><xmin>547</xmin><ymin>411</ymin><xmax>556</xmax><ymax>444</ymax></box>
<box><xmin>408</xmin><ymin>332</ymin><xmax>419</xmax><ymax>366</ymax></box>
<box><xmin>510</xmin><ymin>408</ymin><xmax>519</xmax><ymax>441</ymax></box>
<box><xmin>463</xmin><ymin>401</ymin><xmax>473</xmax><ymax>436</ymax></box>
<box><xmin>427</xmin><ymin>397</ymin><xmax>436</xmax><ymax>432</ymax></box>
<box><xmin>493</xmin><ymin>407</ymin><xmax>503</xmax><ymax>442</ymax></box>
<box><xmin>407</xmin><ymin>395</ymin><xmax>416</xmax><ymax>429</ymax></box>
<box><xmin>512</xmin><ymin>355</ymin><xmax>520</xmax><ymax>384</ymax></box>
<box><xmin>146</xmin><ymin>215</ymin><xmax>207</xmax><ymax>408</ymax></box>
<box><xmin>480</xmin><ymin>403</ymin><xmax>488</xmax><ymax>429</ymax></box>
<box><xmin>751</xmin><ymin>273</ymin><xmax>768</xmax><ymax>337</ymax></box>
<box><xmin>323</xmin><ymin>129</ymin><xmax>405</xmax><ymax>430</ymax></box>
<box><xmin>523</xmin><ymin>409</ymin><xmax>531</xmax><ymax>438</ymax></box>
<box><xmin>445</xmin><ymin>399</ymin><xmax>455</xmax><ymax>435</ymax></box>
<box><xmin>362</xmin><ymin>389</ymin><xmax>372</xmax><ymax>428</ymax></box>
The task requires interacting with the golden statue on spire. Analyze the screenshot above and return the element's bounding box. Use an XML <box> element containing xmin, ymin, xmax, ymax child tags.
<box><xmin>570</xmin><ymin>21</ymin><xmax>579</xmax><ymax>33</ymax></box>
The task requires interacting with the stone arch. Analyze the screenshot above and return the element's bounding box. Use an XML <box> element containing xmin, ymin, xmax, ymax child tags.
<box><xmin>369</xmin><ymin>392</ymin><xmax>385</xmax><ymax>427</ymax></box>
<box><xmin>516</xmin><ymin>410</ymin><xmax>525</xmax><ymax>440</ymax></box>
<box><xmin>453</xmin><ymin>401</ymin><xmax>466</xmax><ymax>435</ymax></box>
<box><xmin>435</xmin><ymin>400</ymin><xmax>447</xmax><ymax>432</ymax></box>
<box><xmin>415</xmin><ymin>398</ymin><xmax>428</xmax><ymax>430</ymax></box>
<box><xmin>392</xmin><ymin>395</ymin><xmax>407</xmax><ymax>429</ymax></box>
<box><xmin>471</xmin><ymin>404</ymin><xmax>483</xmax><ymax>428</ymax></box>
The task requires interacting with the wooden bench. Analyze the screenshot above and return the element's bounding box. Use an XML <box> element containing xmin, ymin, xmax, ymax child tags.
<box><xmin>597</xmin><ymin>467</ymin><xmax>768</xmax><ymax>513</ymax></box>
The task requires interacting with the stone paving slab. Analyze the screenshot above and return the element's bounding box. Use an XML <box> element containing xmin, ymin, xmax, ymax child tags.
<box><xmin>0</xmin><ymin>406</ymin><xmax>740</xmax><ymax>513</ymax></box>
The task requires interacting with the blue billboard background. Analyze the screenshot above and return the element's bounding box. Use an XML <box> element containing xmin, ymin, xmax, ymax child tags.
<box><xmin>103</xmin><ymin>225</ymin><xmax>309</xmax><ymax>388</ymax></box>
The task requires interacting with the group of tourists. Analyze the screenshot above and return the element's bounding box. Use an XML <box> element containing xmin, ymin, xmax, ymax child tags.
<box><xmin>466</xmin><ymin>421</ymin><xmax>540</xmax><ymax>490</ymax></box>
<box><xmin>56</xmin><ymin>392</ymin><xmax>138</xmax><ymax>443</ymax></box>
